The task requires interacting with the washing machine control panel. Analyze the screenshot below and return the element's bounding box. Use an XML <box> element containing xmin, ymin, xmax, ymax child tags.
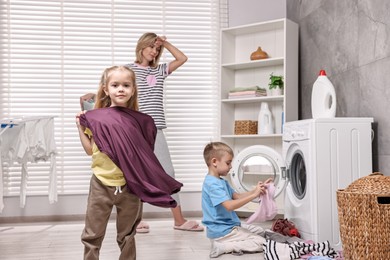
<box><xmin>283</xmin><ymin>122</ymin><xmax>311</xmax><ymax>141</ymax></box>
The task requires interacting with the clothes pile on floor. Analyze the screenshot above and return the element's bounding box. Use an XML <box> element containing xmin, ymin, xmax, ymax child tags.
<box><xmin>263</xmin><ymin>218</ymin><xmax>344</xmax><ymax>260</ymax></box>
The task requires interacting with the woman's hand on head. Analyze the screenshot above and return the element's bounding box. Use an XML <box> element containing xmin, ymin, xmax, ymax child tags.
<box><xmin>155</xmin><ymin>36</ymin><xmax>167</xmax><ymax>47</ymax></box>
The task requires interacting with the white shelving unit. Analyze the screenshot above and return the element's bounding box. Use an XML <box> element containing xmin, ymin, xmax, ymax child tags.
<box><xmin>220</xmin><ymin>18</ymin><xmax>298</xmax><ymax>155</ymax></box>
<box><xmin>220</xmin><ymin>19</ymin><xmax>298</xmax><ymax>215</ymax></box>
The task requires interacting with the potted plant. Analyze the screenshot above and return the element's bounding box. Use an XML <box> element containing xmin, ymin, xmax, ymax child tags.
<box><xmin>268</xmin><ymin>73</ymin><xmax>284</xmax><ymax>96</ymax></box>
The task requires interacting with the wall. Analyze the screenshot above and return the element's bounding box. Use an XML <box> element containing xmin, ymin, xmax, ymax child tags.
<box><xmin>287</xmin><ymin>0</ymin><xmax>390</xmax><ymax>173</ymax></box>
<box><xmin>228</xmin><ymin>0</ymin><xmax>286</xmax><ymax>27</ymax></box>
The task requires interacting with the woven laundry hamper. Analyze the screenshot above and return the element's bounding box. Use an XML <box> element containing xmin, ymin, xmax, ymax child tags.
<box><xmin>337</xmin><ymin>172</ymin><xmax>390</xmax><ymax>260</ymax></box>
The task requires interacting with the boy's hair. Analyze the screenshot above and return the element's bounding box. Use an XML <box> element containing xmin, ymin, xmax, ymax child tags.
<box><xmin>134</xmin><ymin>32</ymin><xmax>164</xmax><ymax>68</ymax></box>
<box><xmin>94</xmin><ymin>66</ymin><xmax>139</xmax><ymax>110</ymax></box>
<box><xmin>203</xmin><ymin>142</ymin><xmax>234</xmax><ymax>166</ymax></box>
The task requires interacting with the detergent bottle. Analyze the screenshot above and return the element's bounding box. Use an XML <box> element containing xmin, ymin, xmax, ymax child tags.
<box><xmin>258</xmin><ymin>102</ymin><xmax>274</xmax><ymax>134</ymax></box>
<box><xmin>311</xmin><ymin>70</ymin><xmax>337</xmax><ymax>119</ymax></box>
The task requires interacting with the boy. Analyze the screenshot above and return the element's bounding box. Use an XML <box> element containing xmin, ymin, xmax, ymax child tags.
<box><xmin>201</xmin><ymin>142</ymin><xmax>271</xmax><ymax>258</ymax></box>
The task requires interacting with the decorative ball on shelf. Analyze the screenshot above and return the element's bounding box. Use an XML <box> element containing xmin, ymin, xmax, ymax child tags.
<box><xmin>250</xmin><ymin>46</ymin><xmax>269</xmax><ymax>60</ymax></box>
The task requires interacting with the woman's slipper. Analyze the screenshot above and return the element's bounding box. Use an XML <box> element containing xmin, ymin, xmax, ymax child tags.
<box><xmin>136</xmin><ymin>221</ymin><xmax>150</xmax><ymax>233</ymax></box>
<box><xmin>174</xmin><ymin>220</ymin><xmax>204</xmax><ymax>232</ymax></box>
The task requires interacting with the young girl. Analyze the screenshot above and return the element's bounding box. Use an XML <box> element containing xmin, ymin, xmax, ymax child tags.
<box><xmin>76</xmin><ymin>66</ymin><xmax>182</xmax><ymax>260</ymax></box>
<box><xmin>80</xmin><ymin>33</ymin><xmax>203</xmax><ymax>232</ymax></box>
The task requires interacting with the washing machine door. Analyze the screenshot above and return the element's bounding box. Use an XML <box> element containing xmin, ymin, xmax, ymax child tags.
<box><xmin>231</xmin><ymin>145</ymin><xmax>287</xmax><ymax>198</ymax></box>
<box><xmin>285</xmin><ymin>143</ymin><xmax>307</xmax><ymax>200</ymax></box>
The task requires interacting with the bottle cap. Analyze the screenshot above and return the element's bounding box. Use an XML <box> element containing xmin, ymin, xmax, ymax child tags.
<box><xmin>319</xmin><ymin>70</ymin><xmax>327</xmax><ymax>76</ymax></box>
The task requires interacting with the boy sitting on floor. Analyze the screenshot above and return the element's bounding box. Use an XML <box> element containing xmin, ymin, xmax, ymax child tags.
<box><xmin>201</xmin><ymin>141</ymin><xmax>272</xmax><ymax>258</ymax></box>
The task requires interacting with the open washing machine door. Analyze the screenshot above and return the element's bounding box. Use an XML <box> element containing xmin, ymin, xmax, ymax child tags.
<box><xmin>230</xmin><ymin>145</ymin><xmax>287</xmax><ymax>199</ymax></box>
<box><xmin>284</xmin><ymin>143</ymin><xmax>307</xmax><ymax>200</ymax></box>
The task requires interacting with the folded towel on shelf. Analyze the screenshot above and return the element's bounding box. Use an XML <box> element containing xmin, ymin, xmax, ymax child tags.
<box><xmin>228</xmin><ymin>87</ymin><xmax>267</xmax><ymax>99</ymax></box>
<box><xmin>228</xmin><ymin>90</ymin><xmax>266</xmax><ymax>96</ymax></box>
<box><xmin>229</xmin><ymin>86</ymin><xmax>265</xmax><ymax>92</ymax></box>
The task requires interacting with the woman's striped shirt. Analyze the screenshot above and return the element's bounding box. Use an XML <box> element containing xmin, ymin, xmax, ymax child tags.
<box><xmin>126</xmin><ymin>63</ymin><xmax>169</xmax><ymax>129</ymax></box>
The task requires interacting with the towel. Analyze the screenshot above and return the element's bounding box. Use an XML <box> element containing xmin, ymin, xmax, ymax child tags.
<box><xmin>246</xmin><ymin>183</ymin><xmax>278</xmax><ymax>223</ymax></box>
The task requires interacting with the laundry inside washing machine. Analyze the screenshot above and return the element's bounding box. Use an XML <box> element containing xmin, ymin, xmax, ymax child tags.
<box><xmin>231</xmin><ymin>145</ymin><xmax>287</xmax><ymax>199</ymax></box>
<box><xmin>229</xmin><ymin>145</ymin><xmax>287</xmax><ymax>216</ymax></box>
<box><xmin>236</xmin><ymin>154</ymin><xmax>276</xmax><ymax>191</ymax></box>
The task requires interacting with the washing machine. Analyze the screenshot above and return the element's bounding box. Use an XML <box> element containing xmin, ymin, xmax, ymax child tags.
<box><xmin>283</xmin><ymin>117</ymin><xmax>373</xmax><ymax>249</ymax></box>
<box><xmin>230</xmin><ymin>117</ymin><xmax>373</xmax><ymax>250</ymax></box>
<box><xmin>230</xmin><ymin>144</ymin><xmax>287</xmax><ymax>204</ymax></box>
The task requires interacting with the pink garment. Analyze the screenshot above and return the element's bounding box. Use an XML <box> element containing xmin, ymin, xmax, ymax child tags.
<box><xmin>246</xmin><ymin>183</ymin><xmax>278</xmax><ymax>224</ymax></box>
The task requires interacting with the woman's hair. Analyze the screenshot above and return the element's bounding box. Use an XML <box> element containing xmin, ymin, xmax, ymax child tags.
<box><xmin>134</xmin><ymin>32</ymin><xmax>164</xmax><ymax>68</ymax></box>
<box><xmin>203</xmin><ymin>142</ymin><xmax>234</xmax><ymax>166</ymax></box>
<box><xmin>94</xmin><ymin>66</ymin><xmax>138</xmax><ymax>110</ymax></box>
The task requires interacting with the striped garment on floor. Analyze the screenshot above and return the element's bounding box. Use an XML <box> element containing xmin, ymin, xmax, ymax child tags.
<box><xmin>263</xmin><ymin>239</ymin><xmax>338</xmax><ymax>260</ymax></box>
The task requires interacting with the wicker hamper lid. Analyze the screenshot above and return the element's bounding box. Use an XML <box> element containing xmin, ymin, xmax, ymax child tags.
<box><xmin>337</xmin><ymin>172</ymin><xmax>390</xmax><ymax>260</ymax></box>
<box><xmin>339</xmin><ymin>172</ymin><xmax>390</xmax><ymax>194</ymax></box>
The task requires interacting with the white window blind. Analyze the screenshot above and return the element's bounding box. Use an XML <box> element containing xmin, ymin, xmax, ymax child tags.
<box><xmin>0</xmin><ymin>0</ymin><xmax>227</xmax><ymax>197</ymax></box>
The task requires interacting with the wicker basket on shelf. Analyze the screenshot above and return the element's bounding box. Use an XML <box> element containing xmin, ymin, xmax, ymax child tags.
<box><xmin>336</xmin><ymin>172</ymin><xmax>390</xmax><ymax>260</ymax></box>
<box><xmin>234</xmin><ymin>120</ymin><xmax>257</xmax><ymax>135</ymax></box>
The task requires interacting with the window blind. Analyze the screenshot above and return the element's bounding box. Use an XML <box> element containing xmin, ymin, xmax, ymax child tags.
<box><xmin>0</xmin><ymin>0</ymin><xmax>227</xmax><ymax>197</ymax></box>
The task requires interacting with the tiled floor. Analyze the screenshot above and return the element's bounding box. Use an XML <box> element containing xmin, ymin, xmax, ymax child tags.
<box><xmin>0</xmin><ymin>218</ymin><xmax>273</xmax><ymax>260</ymax></box>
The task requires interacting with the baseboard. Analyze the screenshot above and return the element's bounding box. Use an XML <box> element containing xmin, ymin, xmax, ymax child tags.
<box><xmin>0</xmin><ymin>211</ymin><xmax>204</xmax><ymax>224</ymax></box>
<box><xmin>0</xmin><ymin>214</ymin><xmax>86</xmax><ymax>224</ymax></box>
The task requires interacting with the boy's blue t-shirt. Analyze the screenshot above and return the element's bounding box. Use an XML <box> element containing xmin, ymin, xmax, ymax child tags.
<box><xmin>201</xmin><ymin>174</ymin><xmax>241</xmax><ymax>239</ymax></box>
